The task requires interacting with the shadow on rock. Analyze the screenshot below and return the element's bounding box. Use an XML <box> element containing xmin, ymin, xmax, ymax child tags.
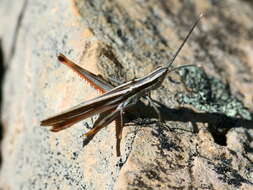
<box><xmin>0</xmin><ymin>39</ymin><xmax>6</xmax><ymax>168</ymax></box>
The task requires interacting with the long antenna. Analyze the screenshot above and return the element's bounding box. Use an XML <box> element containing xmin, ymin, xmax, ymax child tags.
<box><xmin>165</xmin><ymin>13</ymin><xmax>203</xmax><ymax>68</ymax></box>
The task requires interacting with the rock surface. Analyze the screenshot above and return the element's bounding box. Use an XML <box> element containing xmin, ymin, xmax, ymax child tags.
<box><xmin>0</xmin><ymin>0</ymin><xmax>253</xmax><ymax>189</ymax></box>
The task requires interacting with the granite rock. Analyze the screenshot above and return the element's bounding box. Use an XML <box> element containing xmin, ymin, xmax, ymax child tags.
<box><xmin>0</xmin><ymin>0</ymin><xmax>253</xmax><ymax>189</ymax></box>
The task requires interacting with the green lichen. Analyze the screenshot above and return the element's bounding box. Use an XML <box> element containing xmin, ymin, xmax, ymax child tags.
<box><xmin>177</xmin><ymin>67</ymin><xmax>251</xmax><ymax>120</ymax></box>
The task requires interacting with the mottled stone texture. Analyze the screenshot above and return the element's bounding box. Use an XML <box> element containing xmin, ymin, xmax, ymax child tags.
<box><xmin>0</xmin><ymin>0</ymin><xmax>253</xmax><ymax>189</ymax></box>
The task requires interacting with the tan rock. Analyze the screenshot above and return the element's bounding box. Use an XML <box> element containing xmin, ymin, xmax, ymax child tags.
<box><xmin>0</xmin><ymin>0</ymin><xmax>252</xmax><ymax>189</ymax></box>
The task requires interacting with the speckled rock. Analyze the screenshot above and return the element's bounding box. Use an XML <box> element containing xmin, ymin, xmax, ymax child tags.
<box><xmin>0</xmin><ymin>0</ymin><xmax>253</xmax><ymax>189</ymax></box>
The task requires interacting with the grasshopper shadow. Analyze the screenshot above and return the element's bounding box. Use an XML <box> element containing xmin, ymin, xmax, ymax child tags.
<box><xmin>130</xmin><ymin>99</ymin><xmax>253</xmax><ymax>147</ymax></box>
<box><xmin>82</xmin><ymin>99</ymin><xmax>253</xmax><ymax>149</ymax></box>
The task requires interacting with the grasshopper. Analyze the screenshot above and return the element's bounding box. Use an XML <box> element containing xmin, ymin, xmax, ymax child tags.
<box><xmin>41</xmin><ymin>14</ymin><xmax>203</xmax><ymax>156</ymax></box>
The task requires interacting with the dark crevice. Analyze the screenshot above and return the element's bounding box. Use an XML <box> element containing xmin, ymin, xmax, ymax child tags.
<box><xmin>0</xmin><ymin>39</ymin><xmax>6</xmax><ymax>168</ymax></box>
<box><xmin>208</xmin><ymin>116</ymin><xmax>232</xmax><ymax>146</ymax></box>
<box><xmin>209</xmin><ymin>129</ymin><xmax>227</xmax><ymax>146</ymax></box>
<box><xmin>0</xmin><ymin>0</ymin><xmax>27</xmax><ymax>170</ymax></box>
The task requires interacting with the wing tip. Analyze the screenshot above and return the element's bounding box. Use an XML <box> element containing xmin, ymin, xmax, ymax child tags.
<box><xmin>50</xmin><ymin>128</ymin><xmax>61</xmax><ymax>132</ymax></box>
<box><xmin>57</xmin><ymin>53</ymin><xmax>67</xmax><ymax>63</ymax></box>
<box><xmin>40</xmin><ymin>120</ymin><xmax>49</xmax><ymax>126</ymax></box>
